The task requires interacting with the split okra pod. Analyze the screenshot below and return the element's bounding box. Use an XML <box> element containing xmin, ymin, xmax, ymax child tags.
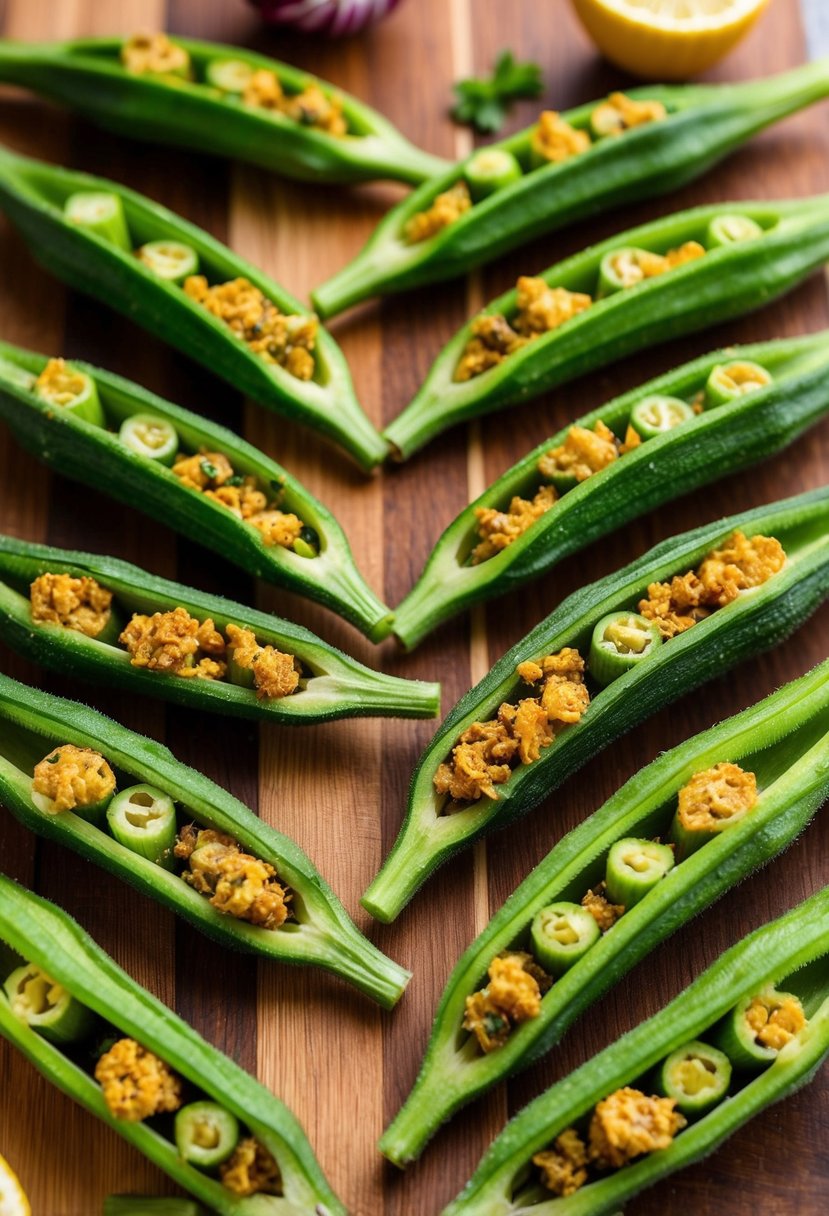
<box><xmin>313</xmin><ymin>58</ymin><xmax>829</xmax><ymax>316</ymax></box>
<box><xmin>0</xmin><ymin>341</ymin><xmax>395</xmax><ymax>638</ymax></box>
<box><xmin>443</xmin><ymin>887</ymin><xmax>829</xmax><ymax>1215</ymax></box>
<box><xmin>0</xmin><ymin>144</ymin><xmax>388</xmax><ymax>471</ymax></box>
<box><xmin>390</xmin><ymin>332</ymin><xmax>829</xmax><ymax>648</ymax></box>
<box><xmin>0</xmin><ymin>671</ymin><xmax>410</xmax><ymax>1008</ymax></box>
<box><xmin>0</xmin><ymin>876</ymin><xmax>346</xmax><ymax>1214</ymax></box>
<box><xmin>363</xmin><ymin>488</ymin><xmax>829</xmax><ymax>922</ymax></box>
<box><xmin>0</xmin><ymin>535</ymin><xmax>440</xmax><ymax>721</ymax></box>
<box><xmin>381</xmin><ymin>662</ymin><xmax>829</xmax><ymax>1163</ymax></box>
<box><xmin>383</xmin><ymin>194</ymin><xmax>829</xmax><ymax>460</ymax></box>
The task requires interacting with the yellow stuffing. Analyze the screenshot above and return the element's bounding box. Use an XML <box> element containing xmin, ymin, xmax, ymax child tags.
<box><xmin>94</xmin><ymin>1038</ymin><xmax>182</xmax><ymax>1122</ymax></box>
<box><xmin>434</xmin><ymin>648</ymin><xmax>588</xmax><ymax>803</ymax></box>
<box><xmin>183</xmin><ymin>276</ymin><xmax>317</xmax><ymax>380</ymax></box>
<box><xmin>591</xmin><ymin>92</ymin><xmax>667</xmax><ymax>136</ymax></box>
<box><xmin>32</xmin><ymin>745</ymin><xmax>116</xmax><ymax>814</ymax></box>
<box><xmin>619</xmin><ymin>424</ymin><xmax>643</xmax><ymax>454</ymax></box>
<box><xmin>175</xmin><ymin>824</ymin><xmax>290</xmax><ymax>930</ymax></box>
<box><xmin>639</xmin><ymin>531</ymin><xmax>784</xmax><ymax>639</ymax></box>
<box><xmin>531</xmin><ymin>111</ymin><xmax>591</xmax><ymax>163</ymax></box>
<box><xmin>30</xmin><ymin>572</ymin><xmax>113</xmax><ymax>639</ymax></box>
<box><xmin>172</xmin><ymin>450</ymin><xmax>305</xmax><ymax>547</ymax></box>
<box><xmin>404</xmin><ymin>182</ymin><xmax>472</xmax><ymax>244</ymax></box>
<box><xmin>204</xmin><ymin>481</ymin><xmax>268</xmax><ymax>519</ymax></box>
<box><xmin>588</xmin><ymin>1087</ymin><xmax>686</xmax><ymax>1169</ymax></box>
<box><xmin>455</xmin><ymin>277</ymin><xmax>591</xmax><ymax>382</ymax></box>
<box><xmin>226</xmin><ymin>623</ymin><xmax>300</xmax><ymax>700</ymax></box>
<box><xmin>121</xmin><ymin>32</ymin><xmax>191</xmax><ymax>78</ymax></box>
<box><xmin>172</xmin><ymin>450</ymin><xmax>235</xmax><ymax>491</ymax></box>
<box><xmin>605</xmin><ymin>241</ymin><xmax>705</xmax><ymax>290</ymax></box>
<box><xmin>533</xmin><ymin>1129</ymin><xmax>589</xmax><ymax>1196</ymax></box>
<box><xmin>463</xmin><ymin>952</ymin><xmax>552</xmax><ymax>1052</ymax></box>
<box><xmin>120</xmin><ymin>607</ymin><xmax>227</xmax><ymax>680</ymax></box>
<box><xmin>248</xmin><ymin>509</ymin><xmax>304</xmax><ymax>548</ymax></box>
<box><xmin>221</xmin><ymin>1137</ymin><xmax>283</xmax><ymax>1196</ymax></box>
<box><xmin>745</xmin><ymin>992</ymin><xmax>805</xmax><ymax>1051</ymax></box>
<box><xmin>242</xmin><ymin>69</ymin><xmax>346</xmax><ymax>137</ymax></box>
<box><xmin>676</xmin><ymin>762</ymin><xmax>757</xmax><ymax>833</ymax></box>
<box><xmin>581</xmin><ymin>883</ymin><xmax>624</xmax><ymax>932</ymax></box>
<box><xmin>33</xmin><ymin>358</ymin><xmax>87</xmax><ymax>405</ymax></box>
<box><xmin>538</xmin><ymin>419</ymin><xmax>620</xmax><ymax>483</ymax></box>
<box><xmin>471</xmin><ymin>484</ymin><xmax>558</xmax><ymax>563</ymax></box>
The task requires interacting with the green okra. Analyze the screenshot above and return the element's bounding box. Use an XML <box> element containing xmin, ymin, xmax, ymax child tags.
<box><xmin>0</xmin><ymin>671</ymin><xmax>410</xmax><ymax>1008</ymax></box>
<box><xmin>0</xmin><ymin>147</ymin><xmax>388</xmax><ymax>471</ymax></box>
<box><xmin>312</xmin><ymin>61</ymin><xmax>829</xmax><ymax>317</ymax></box>
<box><xmin>382</xmin><ymin>195</ymin><xmax>829</xmax><ymax>460</ymax></box>
<box><xmin>441</xmin><ymin>888</ymin><xmax>829</xmax><ymax>1215</ymax></box>
<box><xmin>105</xmin><ymin>1203</ymin><xmax>206</xmax><ymax>1216</ymax></box>
<box><xmin>0</xmin><ymin>341</ymin><xmax>393</xmax><ymax>637</ymax></box>
<box><xmin>0</xmin><ymin>535</ymin><xmax>439</xmax><ymax>722</ymax></box>
<box><xmin>0</xmin><ymin>35</ymin><xmax>449</xmax><ymax>186</ymax></box>
<box><xmin>379</xmin><ymin>661</ymin><xmax>829</xmax><ymax>1162</ymax></box>
<box><xmin>656</xmin><ymin>1041</ymin><xmax>732</xmax><ymax>1118</ymax></box>
<box><xmin>363</xmin><ymin>488</ymin><xmax>829</xmax><ymax>922</ymax></box>
<box><xmin>389</xmin><ymin>333</ymin><xmax>829</xmax><ymax>648</ymax></box>
<box><xmin>0</xmin><ymin>878</ymin><xmax>345</xmax><ymax>1214</ymax></box>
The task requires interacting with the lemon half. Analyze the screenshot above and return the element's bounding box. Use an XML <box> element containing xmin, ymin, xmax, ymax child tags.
<box><xmin>571</xmin><ymin>0</ymin><xmax>773</xmax><ymax>79</ymax></box>
<box><xmin>0</xmin><ymin>1154</ymin><xmax>30</xmax><ymax>1216</ymax></box>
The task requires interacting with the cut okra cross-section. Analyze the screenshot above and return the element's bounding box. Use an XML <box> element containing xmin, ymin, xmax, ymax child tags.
<box><xmin>363</xmin><ymin>487</ymin><xmax>829</xmax><ymax>922</ymax></box>
<box><xmin>442</xmin><ymin>886</ymin><xmax>829</xmax><ymax>1215</ymax></box>
<box><xmin>0</xmin><ymin>671</ymin><xmax>410</xmax><ymax>1008</ymax></box>
<box><xmin>0</xmin><ymin>340</ymin><xmax>393</xmax><ymax>638</ymax></box>
<box><xmin>0</xmin><ymin>144</ymin><xmax>388</xmax><ymax>470</ymax></box>
<box><xmin>380</xmin><ymin>660</ymin><xmax>829</xmax><ymax>1163</ymax></box>
<box><xmin>383</xmin><ymin>194</ymin><xmax>829</xmax><ymax>460</ymax></box>
<box><xmin>0</xmin><ymin>535</ymin><xmax>439</xmax><ymax>722</ymax></box>
<box><xmin>0</xmin><ymin>877</ymin><xmax>347</xmax><ymax>1213</ymax></box>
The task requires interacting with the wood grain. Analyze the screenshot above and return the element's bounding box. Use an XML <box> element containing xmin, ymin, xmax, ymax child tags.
<box><xmin>0</xmin><ymin>0</ymin><xmax>827</xmax><ymax>1213</ymax></box>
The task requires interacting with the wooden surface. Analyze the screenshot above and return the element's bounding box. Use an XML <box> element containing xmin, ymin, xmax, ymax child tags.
<box><xmin>0</xmin><ymin>1</ymin><xmax>827</xmax><ymax>1212</ymax></box>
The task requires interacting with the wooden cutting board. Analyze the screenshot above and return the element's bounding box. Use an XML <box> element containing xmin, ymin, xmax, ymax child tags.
<box><xmin>0</xmin><ymin>0</ymin><xmax>827</xmax><ymax>1212</ymax></box>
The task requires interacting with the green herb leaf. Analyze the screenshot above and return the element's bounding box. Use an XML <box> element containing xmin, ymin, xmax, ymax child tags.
<box><xmin>200</xmin><ymin>459</ymin><xmax>218</xmax><ymax>480</ymax></box>
<box><xmin>452</xmin><ymin>51</ymin><xmax>543</xmax><ymax>134</ymax></box>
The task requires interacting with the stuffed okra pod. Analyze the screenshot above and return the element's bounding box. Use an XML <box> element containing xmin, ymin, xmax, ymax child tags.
<box><xmin>313</xmin><ymin>59</ymin><xmax>829</xmax><ymax>316</ymax></box>
<box><xmin>390</xmin><ymin>333</ymin><xmax>829</xmax><ymax>648</ymax></box>
<box><xmin>0</xmin><ymin>146</ymin><xmax>388</xmax><ymax>471</ymax></box>
<box><xmin>0</xmin><ymin>877</ymin><xmax>346</xmax><ymax>1214</ymax></box>
<box><xmin>0</xmin><ymin>342</ymin><xmax>394</xmax><ymax>638</ymax></box>
<box><xmin>0</xmin><ymin>535</ymin><xmax>439</xmax><ymax>721</ymax></box>
<box><xmin>0</xmin><ymin>672</ymin><xmax>410</xmax><ymax>1008</ymax></box>
<box><xmin>383</xmin><ymin>194</ymin><xmax>829</xmax><ymax>459</ymax></box>
<box><xmin>363</xmin><ymin>488</ymin><xmax>829</xmax><ymax>921</ymax></box>
<box><xmin>442</xmin><ymin>887</ymin><xmax>829</xmax><ymax>1215</ymax></box>
<box><xmin>0</xmin><ymin>33</ymin><xmax>449</xmax><ymax>186</ymax></box>
<box><xmin>381</xmin><ymin>662</ymin><xmax>829</xmax><ymax>1162</ymax></box>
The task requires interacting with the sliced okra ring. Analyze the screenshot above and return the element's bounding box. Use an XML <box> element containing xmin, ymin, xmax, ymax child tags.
<box><xmin>364</xmin><ymin>488</ymin><xmax>829</xmax><ymax>923</ymax></box>
<box><xmin>530</xmin><ymin>903</ymin><xmax>600</xmax><ymax>976</ymax></box>
<box><xmin>32</xmin><ymin>356</ymin><xmax>104</xmax><ymax>427</ymax></box>
<box><xmin>0</xmin><ymin>144</ymin><xmax>388</xmax><ymax>471</ymax></box>
<box><xmin>604</xmin><ymin>837</ymin><xmax>674</xmax><ymax>907</ymax></box>
<box><xmin>175</xmin><ymin>1101</ymin><xmax>240</xmax><ymax>1169</ymax></box>
<box><xmin>0</xmin><ymin>34</ymin><xmax>449</xmax><ymax>186</ymax></box>
<box><xmin>588</xmin><ymin>612</ymin><xmax>663</xmax><ymax>686</ymax></box>
<box><xmin>0</xmin><ymin>670</ymin><xmax>411</xmax><ymax>1008</ymax></box>
<box><xmin>0</xmin><ymin>878</ymin><xmax>347</xmax><ymax>1213</ymax></box>
<box><xmin>135</xmin><ymin>239</ymin><xmax>199</xmax><ymax>283</ymax></box>
<box><xmin>464</xmin><ymin>148</ymin><xmax>523</xmax><ymax>202</ymax></box>
<box><xmin>0</xmin><ymin>340</ymin><xmax>397</xmax><ymax>639</ymax></box>
<box><xmin>657</xmin><ymin>1040</ymin><xmax>732</xmax><ymax>1117</ymax></box>
<box><xmin>713</xmin><ymin>985</ymin><xmax>806</xmax><ymax>1070</ymax></box>
<box><xmin>311</xmin><ymin>60</ymin><xmax>829</xmax><ymax>317</ymax></box>
<box><xmin>706</xmin><ymin>358</ymin><xmax>774</xmax><ymax>406</ymax></box>
<box><xmin>440</xmin><ymin>887</ymin><xmax>829</xmax><ymax>1215</ymax></box>
<box><xmin>4</xmin><ymin>963</ymin><xmax>97</xmax><ymax>1044</ymax></box>
<box><xmin>706</xmin><ymin>212</ymin><xmax>764</xmax><ymax>247</ymax></box>
<box><xmin>0</xmin><ymin>532</ymin><xmax>438</xmax><ymax>721</ymax></box>
<box><xmin>381</xmin><ymin>194</ymin><xmax>829</xmax><ymax>461</ymax></box>
<box><xmin>629</xmin><ymin>394</ymin><xmax>695</xmax><ymax>438</ymax></box>
<box><xmin>378</xmin><ymin>659</ymin><xmax>829</xmax><ymax>1164</ymax></box>
<box><xmin>388</xmin><ymin>333</ymin><xmax>829</xmax><ymax>650</ymax></box>
<box><xmin>64</xmin><ymin>189</ymin><xmax>131</xmax><ymax>250</ymax></box>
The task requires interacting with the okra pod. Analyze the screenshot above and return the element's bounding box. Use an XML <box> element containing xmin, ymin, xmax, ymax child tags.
<box><xmin>105</xmin><ymin>1204</ymin><xmax>205</xmax><ymax>1216</ymax></box>
<box><xmin>0</xmin><ymin>877</ymin><xmax>346</xmax><ymax>1214</ymax></box>
<box><xmin>313</xmin><ymin>61</ymin><xmax>829</xmax><ymax>317</ymax></box>
<box><xmin>0</xmin><ymin>672</ymin><xmax>411</xmax><ymax>1007</ymax></box>
<box><xmin>0</xmin><ymin>535</ymin><xmax>439</xmax><ymax>722</ymax></box>
<box><xmin>383</xmin><ymin>195</ymin><xmax>829</xmax><ymax>460</ymax></box>
<box><xmin>0</xmin><ymin>341</ymin><xmax>393</xmax><ymax>637</ymax></box>
<box><xmin>379</xmin><ymin>661</ymin><xmax>829</xmax><ymax>1161</ymax></box>
<box><xmin>389</xmin><ymin>333</ymin><xmax>829</xmax><ymax>648</ymax></box>
<box><xmin>364</xmin><ymin>488</ymin><xmax>829</xmax><ymax>921</ymax></box>
<box><xmin>442</xmin><ymin>888</ymin><xmax>829</xmax><ymax>1215</ymax></box>
<box><xmin>0</xmin><ymin>147</ymin><xmax>388</xmax><ymax>471</ymax></box>
<box><xmin>0</xmin><ymin>34</ymin><xmax>449</xmax><ymax>186</ymax></box>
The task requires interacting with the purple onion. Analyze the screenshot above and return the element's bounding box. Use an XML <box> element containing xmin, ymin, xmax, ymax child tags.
<box><xmin>251</xmin><ymin>0</ymin><xmax>403</xmax><ymax>36</ymax></box>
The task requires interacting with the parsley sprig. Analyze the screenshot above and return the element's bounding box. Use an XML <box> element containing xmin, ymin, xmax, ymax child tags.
<box><xmin>451</xmin><ymin>51</ymin><xmax>544</xmax><ymax>134</ymax></box>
